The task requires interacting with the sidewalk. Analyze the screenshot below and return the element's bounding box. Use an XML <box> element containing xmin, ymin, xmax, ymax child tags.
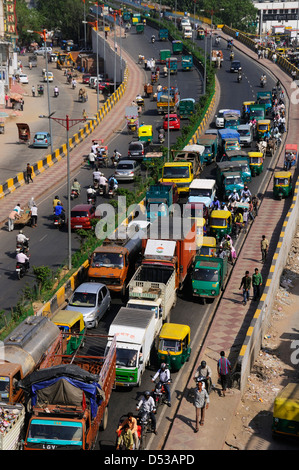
<box><xmin>0</xmin><ymin>29</ymin><xmax>145</xmax><ymax>227</ymax></box>
<box><xmin>163</xmin><ymin>32</ymin><xmax>299</xmax><ymax>450</ymax></box>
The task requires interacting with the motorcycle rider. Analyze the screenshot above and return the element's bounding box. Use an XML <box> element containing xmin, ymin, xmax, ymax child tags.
<box><xmin>228</xmin><ymin>189</ymin><xmax>240</xmax><ymax>203</ymax></box>
<box><xmin>210</xmin><ymin>196</ymin><xmax>221</xmax><ymax>211</ymax></box>
<box><xmin>54</xmin><ymin>85</ymin><xmax>59</xmax><ymax>96</ymax></box>
<box><xmin>16</xmin><ymin>250</ymin><xmax>30</xmax><ymax>271</ymax></box>
<box><xmin>152</xmin><ymin>363</ymin><xmax>171</xmax><ymax>407</ymax></box>
<box><xmin>136</xmin><ymin>391</ymin><xmax>157</xmax><ymax>435</ymax></box>
<box><xmin>108</xmin><ymin>175</ymin><xmax>118</xmax><ymax>192</ymax></box>
<box><xmin>151</xmin><ymin>34</ymin><xmax>155</xmax><ymax>43</ymax></box>
<box><xmin>71</xmin><ymin>178</ymin><xmax>81</xmax><ymax>196</ymax></box>
<box><xmin>54</xmin><ymin>201</ymin><xmax>66</xmax><ymax>223</ymax></box>
<box><xmin>237</xmin><ymin>67</ymin><xmax>242</xmax><ymax>81</ymax></box>
<box><xmin>260</xmin><ymin>73</ymin><xmax>266</xmax><ymax>86</ymax></box>
<box><xmin>241</xmin><ymin>185</ymin><xmax>252</xmax><ymax>200</ymax></box>
<box><xmin>194</xmin><ymin>360</ymin><xmax>212</xmax><ymax>394</ymax></box>
<box><xmin>87</xmin><ymin>185</ymin><xmax>97</xmax><ymax>202</ymax></box>
<box><xmin>16</xmin><ymin>230</ymin><xmax>29</xmax><ymax>250</ymax></box>
<box><xmin>98</xmin><ymin>173</ymin><xmax>108</xmax><ymax>194</ymax></box>
<box><xmin>112</xmin><ymin>149</ymin><xmax>121</xmax><ymax>166</ymax></box>
<box><xmin>53</xmin><ymin>195</ymin><xmax>62</xmax><ymax>210</ymax></box>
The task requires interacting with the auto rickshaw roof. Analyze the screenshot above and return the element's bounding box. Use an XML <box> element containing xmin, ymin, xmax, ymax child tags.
<box><xmin>257</xmin><ymin>119</ymin><xmax>271</xmax><ymax>125</ymax></box>
<box><xmin>243</xmin><ymin>101</ymin><xmax>255</xmax><ymax>105</ymax></box>
<box><xmin>285</xmin><ymin>144</ymin><xmax>298</xmax><ymax>151</ymax></box>
<box><xmin>52</xmin><ymin>310</ymin><xmax>84</xmax><ymax>328</ymax></box>
<box><xmin>248</xmin><ymin>152</ymin><xmax>264</xmax><ymax>157</ymax></box>
<box><xmin>210</xmin><ymin>210</ymin><xmax>232</xmax><ymax>218</ymax></box>
<box><xmin>202</xmin><ymin>236</ymin><xmax>217</xmax><ymax>247</ymax></box>
<box><xmin>159</xmin><ymin>323</ymin><xmax>190</xmax><ymax>340</ymax></box>
<box><xmin>274</xmin><ymin>171</ymin><xmax>292</xmax><ymax>178</ymax></box>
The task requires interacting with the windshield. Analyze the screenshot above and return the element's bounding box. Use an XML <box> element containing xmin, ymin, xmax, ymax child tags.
<box><xmin>158</xmin><ymin>338</ymin><xmax>181</xmax><ymax>352</ymax></box>
<box><xmin>274</xmin><ymin>177</ymin><xmax>289</xmax><ymax>186</ymax></box>
<box><xmin>184</xmin><ymin>207</ymin><xmax>203</xmax><ymax>218</ymax></box>
<box><xmin>193</xmin><ymin>268</ymin><xmax>219</xmax><ymax>282</ymax></box>
<box><xmin>200</xmin><ymin>246</ymin><xmax>213</xmax><ymax>256</ymax></box>
<box><xmin>250</xmin><ymin>157</ymin><xmax>262</xmax><ymax>164</ymax></box>
<box><xmin>35</xmin><ymin>134</ymin><xmax>47</xmax><ymax>140</ymax></box>
<box><xmin>163</xmin><ymin>166</ymin><xmax>189</xmax><ymax>178</ymax></box>
<box><xmin>225</xmin><ymin>176</ymin><xmax>242</xmax><ymax>185</ymax></box>
<box><xmin>127</xmin><ymin>303</ymin><xmax>159</xmax><ymax>317</ymax></box>
<box><xmin>204</xmin><ymin>146</ymin><xmax>212</xmax><ymax>153</ymax></box>
<box><xmin>258</xmin><ymin>124</ymin><xmax>268</xmax><ymax>130</ymax></box>
<box><xmin>117</xmin><ymin>163</ymin><xmax>134</xmax><ymax>170</ymax></box>
<box><xmin>129</xmin><ymin>144</ymin><xmax>142</xmax><ymax>151</ymax></box>
<box><xmin>210</xmin><ymin>217</ymin><xmax>226</xmax><ymax>227</ymax></box>
<box><xmin>69</xmin><ymin>292</ymin><xmax>96</xmax><ymax>307</ymax></box>
<box><xmin>190</xmin><ymin>188</ymin><xmax>212</xmax><ymax>197</ymax></box>
<box><xmin>238</xmin><ymin>129</ymin><xmax>250</xmax><ymax>136</ymax></box>
<box><xmin>259</xmin><ymin>98</ymin><xmax>271</xmax><ymax>104</ymax></box>
<box><xmin>116</xmin><ymin>348</ymin><xmax>139</xmax><ymax>367</ymax></box>
<box><xmin>0</xmin><ymin>376</ymin><xmax>9</xmax><ymax>401</ymax></box>
<box><xmin>27</xmin><ymin>419</ymin><xmax>83</xmax><ymax>447</ymax></box>
<box><xmin>225</xmin><ymin>142</ymin><xmax>240</xmax><ymax>150</ymax></box>
<box><xmin>225</xmin><ymin>119</ymin><xmax>238</xmax><ymax>127</ymax></box>
<box><xmin>92</xmin><ymin>252</ymin><xmax>124</xmax><ymax>268</ymax></box>
<box><xmin>250</xmin><ymin>109</ymin><xmax>264</xmax><ymax>117</ymax></box>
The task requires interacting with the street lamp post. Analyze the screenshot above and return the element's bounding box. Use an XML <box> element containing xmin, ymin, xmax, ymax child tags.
<box><xmin>83</xmin><ymin>19</ymin><xmax>99</xmax><ymax>111</ymax></box>
<box><xmin>113</xmin><ymin>11</ymin><xmax>117</xmax><ymax>92</ymax></box>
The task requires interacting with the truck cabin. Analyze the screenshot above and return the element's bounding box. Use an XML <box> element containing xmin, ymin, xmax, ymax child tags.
<box><xmin>90</xmin><ymin>247</ymin><xmax>127</xmax><ymax>269</ymax></box>
<box><xmin>0</xmin><ymin>362</ymin><xmax>22</xmax><ymax>403</ymax></box>
<box><xmin>193</xmin><ymin>262</ymin><xmax>220</xmax><ymax>283</ymax></box>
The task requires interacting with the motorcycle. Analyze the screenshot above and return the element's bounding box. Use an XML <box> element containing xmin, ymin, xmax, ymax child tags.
<box><xmin>70</xmin><ymin>188</ymin><xmax>79</xmax><ymax>200</ymax></box>
<box><xmin>151</xmin><ymin>36</ymin><xmax>155</xmax><ymax>43</ymax></box>
<box><xmin>237</xmin><ymin>72</ymin><xmax>242</xmax><ymax>83</ymax></box>
<box><xmin>98</xmin><ymin>184</ymin><xmax>105</xmax><ymax>196</ymax></box>
<box><xmin>112</xmin><ymin>151</ymin><xmax>121</xmax><ymax>168</ymax></box>
<box><xmin>54</xmin><ymin>88</ymin><xmax>59</xmax><ymax>97</ymax></box>
<box><xmin>87</xmin><ymin>192</ymin><xmax>96</xmax><ymax>205</ymax></box>
<box><xmin>108</xmin><ymin>181</ymin><xmax>117</xmax><ymax>199</ymax></box>
<box><xmin>151</xmin><ymin>376</ymin><xmax>172</xmax><ymax>408</ymax></box>
<box><xmin>53</xmin><ymin>215</ymin><xmax>65</xmax><ymax>229</ymax></box>
<box><xmin>158</xmin><ymin>129</ymin><xmax>165</xmax><ymax>144</ymax></box>
<box><xmin>16</xmin><ymin>261</ymin><xmax>30</xmax><ymax>280</ymax></box>
<box><xmin>260</xmin><ymin>78</ymin><xmax>266</xmax><ymax>88</ymax></box>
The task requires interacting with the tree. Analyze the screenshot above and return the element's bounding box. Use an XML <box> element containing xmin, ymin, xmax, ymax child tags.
<box><xmin>16</xmin><ymin>0</ymin><xmax>46</xmax><ymax>45</ymax></box>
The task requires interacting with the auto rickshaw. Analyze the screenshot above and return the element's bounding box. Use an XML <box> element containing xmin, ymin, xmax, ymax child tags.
<box><xmin>16</xmin><ymin>123</ymin><xmax>30</xmax><ymax>144</ymax></box>
<box><xmin>256</xmin><ymin>119</ymin><xmax>271</xmax><ymax>140</ymax></box>
<box><xmin>272</xmin><ymin>383</ymin><xmax>299</xmax><ymax>438</ymax></box>
<box><xmin>273</xmin><ymin>171</ymin><xmax>292</xmax><ymax>199</ymax></box>
<box><xmin>52</xmin><ymin>310</ymin><xmax>86</xmax><ymax>355</ymax></box>
<box><xmin>242</xmin><ymin>101</ymin><xmax>255</xmax><ymax>119</ymax></box>
<box><xmin>138</xmin><ymin>124</ymin><xmax>152</xmax><ymax>143</ymax></box>
<box><xmin>284</xmin><ymin>143</ymin><xmax>298</xmax><ymax>169</ymax></box>
<box><xmin>199</xmin><ymin>236</ymin><xmax>217</xmax><ymax>257</ymax></box>
<box><xmin>209</xmin><ymin>210</ymin><xmax>232</xmax><ymax>240</ymax></box>
<box><xmin>248</xmin><ymin>151</ymin><xmax>264</xmax><ymax>176</ymax></box>
<box><xmin>157</xmin><ymin>323</ymin><xmax>191</xmax><ymax>371</ymax></box>
<box><xmin>37</xmin><ymin>84</ymin><xmax>44</xmax><ymax>96</ymax></box>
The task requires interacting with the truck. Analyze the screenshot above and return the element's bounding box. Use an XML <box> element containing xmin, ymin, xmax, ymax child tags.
<box><xmin>187</xmin><ymin>178</ymin><xmax>217</xmax><ymax>209</ymax></box>
<box><xmin>140</xmin><ymin>218</ymin><xmax>197</xmax><ymax>290</ymax></box>
<box><xmin>21</xmin><ymin>336</ymin><xmax>116</xmax><ymax>450</ymax></box>
<box><xmin>181</xmin><ymin>55</ymin><xmax>193</xmax><ymax>71</ymax></box>
<box><xmin>256</xmin><ymin>91</ymin><xmax>272</xmax><ymax>114</ymax></box>
<box><xmin>166</xmin><ymin>144</ymin><xmax>204</xmax><ymax>192</ymax></box>
<box><xmin>192</xmin><ymin>255</ymin><xmax>228</xmax><ymax>299</ymax></box>
<box><xmin>127</xmin><ymin>251</ymin><xmax>177</xmax><ymax>323</ymax></box>
<box><xmin>106</xmin><ymin>308</ymin><xmax>157</xmax><ymax>387</ymax></box>
<box><xmin>218</xmin><ymin>128</ymin><xmax>240</xmax><ymax>154</ymax></box>
<box><xmin>145</xmin><ymin>183</ymin><xmax>178</xmax><ymax>220</ymax></box>
<box><xmin>249</xmin><ymin>103</ymin><xmax>266</xmax><ymax>121</ymax></box>
<box><xmin>0</xmin><ymin>316</ymin><xmax>66</xmax><ymax>405</ymax></box>
<box><xmin>159</xmin><ymin>49</ymin><xmax>171</xmax><ymax>63</ymax></box>
<box><xmin>87</xmin><ymin>234</ymin><xmax>142</xmax><ymax>297</ymax></box>
<box><xmin>178</xmin><ymin>98</ymin><xmax>195</xmax><ymax>119</ymax></box>
<box><xmin>183</xmin><ymin>25</ymin><xmax>193</xmax><ymax>39</ymax></box>
<box><xmin>157</xmin><ymin>86</ymin><xmax>180</xmax><ymax>114</ymax></box>
<box><xmin>0</xmin><ymin>402</ymin><xmax>25</xmax><ymax>450</ymax></box>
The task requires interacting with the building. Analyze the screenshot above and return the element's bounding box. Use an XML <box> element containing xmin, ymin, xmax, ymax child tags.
<box><xmin>253</xmin><ymin>1</ymin><xmax>299</xmax><ymax>36</ymax></box>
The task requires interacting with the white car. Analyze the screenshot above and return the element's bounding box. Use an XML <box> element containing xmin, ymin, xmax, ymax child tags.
<box><xmin>34</xmin><ymin>47</ymin><xmax>52</xmax><ymax>56</ymax></box>
<box><xmin>44</xmin><ymin>72</ymin><xmax>54</xmax><ymax>82</ymax></box>
<box><xmin>18</xmin><ymin>73</ymin><xmax>29</xmax><ymax>84</ymax></box>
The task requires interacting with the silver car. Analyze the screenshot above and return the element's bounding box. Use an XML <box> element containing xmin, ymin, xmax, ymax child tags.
<box><xmin>65</xmin><ymin>282</ymin><xmax>111</xmax><ymax>329</ymax></box>
<box><xmin>114</xmin><ymin>159</ymin><xmax>140</xmax><ymax>181</ymax></box>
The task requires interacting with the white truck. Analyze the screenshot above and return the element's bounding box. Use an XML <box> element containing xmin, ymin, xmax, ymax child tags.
<box><xmin>106</xmin><ymin>307</ymin><xmax>158</xmax><ymax>387</ymax></box>
<box><xmin>0</xmin><ymin>402</ymin><xmax>25</xmax><ymax>450</ymax></box>
<box><xmin>183</xmin><ymin>25</ymin><xmax>193</xmax><ymax>39</ymax></box>
<box><xmin>127</xmin><ymin>262</ymin><xmax>177</xmax><ymax>324</ymax></box>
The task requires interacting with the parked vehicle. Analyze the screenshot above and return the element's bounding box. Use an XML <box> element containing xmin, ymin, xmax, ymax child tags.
<box><xmin>192</xmin><ymin>255</ymin><xmax>228</xmax><ymax>299</ymax></box>
<box><xmin>272</xmin><ymin>383</ymin><xmax>299</xmax><ymax>438</ymax></box>
<box><xmin>0</xmin><ymin>316</ymin><xmax>65</xmax><ymax>404</ymax></box>
<box><xmin>65</xmin><ymin>282</ymin><xmax>111</xmax><ymax>328</ymax></box>
<box><xmin>106</xmin><ymin>308</ymin><xmax>158</xmax><ymax>387</ymax></box>
<box><xmin>87</xmin><ymin>235</ymin><xmax>142</xmax><ymax>297</ymax></box>
<box><xmin>157</xmin><ymin>323</ymin><xmax>191</xmax><ymax>371</ymax></box>
<box><xmin>284</xmin><ymin>143</ymin><xmax>297</xmax><ymax>169</ymax></box>
<box><xmin>21</xmin><ymin>337</ymin><xmax>116</xmax><ymax>450</ymax></box>
<box><xmin>0</xmin><ymin>403</ymin><xmax>25</xmax><ymax>450</ymax></box>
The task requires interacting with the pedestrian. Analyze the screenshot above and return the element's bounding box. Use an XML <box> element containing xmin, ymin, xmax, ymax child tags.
<box><xmin>88</xmin><ymin>151</ymin><xmax>96</xmax><ymax>169</ymax></box>
<box><xmin>82</xmin><ymin>109</ymin><xmax>87</xmax><ymax>121</ymax></box>
<box><xmin>239</xmin><ymin>270</ymin><xmax>251</xmax><ymax>305</ymax></box>
<box><xmin>217</xmin><ymin>351</ymin><xmax>231</xmax><ymax>397</ymax></box>
<box><xmin>261</xmin><ymin>235</ymin><xmax>269</xmax><ymax>263</ymax></box>
<box><xmin>13</xmin><ymin>204</ymin><xmax>23</xmax><ymax>216</ymax></box>
<box><xmin>265</xmin><ymin>48</ymin><xmax>269</xmax><ymax>59</ymax></box>
<box><xmin>30</xmin><ymin>204</ymin><xmax>38</xmax><ymax>227</ymax></box>
<box><xmin>32</xmin><ymin>85</ymin><xmax>35</xmax><ymax>97</ymax></box>
<box><xmin>193</xmin><ymin>380</ymin><xmax>209</xmax><ymax>432</ymax></box>
<box><xmin>26</xmin><ymin>163</ymin><xmax>33</xmax><ymax>184</ymax></box>
<box><xmin>5</xmin><ymin>94</ymin><xmax>9</xmax><ymax>108</ymax></box>
<box><xmin>8</xmin><ymin>209</ymin><xmax>19</xmax><ymax>231</ymax></box>
<box><xmin>252</xmin><ymin>268</ymin><xmax>263</xmax><ymax>301</ymax></box>
<box><xmin>20</xmin><ymin>98</ymin><xmax>24</xmax><ymax>111</ymax></box>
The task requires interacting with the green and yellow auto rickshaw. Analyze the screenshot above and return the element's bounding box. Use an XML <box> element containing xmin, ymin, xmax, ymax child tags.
<box><xmin>138</xmin><ymin>124</ymin><xmax>153</xmax><ymax>143</ymax></box>
<box><xmin>273</xmin><ymin>171</ymin><xmax>293</xmax><ymax>199</ymax></box>
<box><xmin>157</xmin><ymin>323</ymin><xmax>191</xmax><ymax>371</ymax></box>
<box><xmin>256</xmin><ymin>119</ymin><xmax>271</xmax><ymax>140</ymax></box>
<box><xmin>209</xmin><ymin>210</ymin><xmax>232</xmax><ymax>240</ymax></box>
<box><xmin>199</xmin><ymin>236</ymin><xmax>217</xmax><ymax>257</ymax></box>
<box><xmin>248</xmin><ymin>151</ymin><xmax>264</xmax><ymax>176</ymax></box>
<box><xmin>52</xmin><ymin>310</ymin><xmax>86</xmax><ymax>355</ymax></box>
<box><xmin>272</xmin><ymin>383</ymin><xmax>299</xmax><ymax>438</ymax></box>
<box><xmin>242</xmin><ymin>101</ymin><xmax>255</xmax><ymax>119</ymax></box>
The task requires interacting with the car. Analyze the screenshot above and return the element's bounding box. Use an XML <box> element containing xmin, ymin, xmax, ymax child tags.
<box><xmin>163</xmin><ymin>113</ymin><xmax>180</xmax><ymax>131</ymax></box>
<box><xmin>82</xmin><ymin>73</ymin><xmax>91</xmax><ymax>84</ymax></box>
<box><xmin>128</xmin><ymin>141</ymin><xmax>145</xmax><ymax>160</ymax></box>
<box><xmin>70</xmin><ymin>204</ymin><xmax>101</xmax><ymax>230</ymax></box>
<box><xmin>65</xmin><ymin>282</ymin><xmax>111</xmax><ymax>329</ymax></box>
<box><xmin>32</xmin><ymin>131</ymin><xmax>51</xmax><ymax>148</ymax></box>
<box><xmin>34</xmin><ymin>46</ymin><xmax>53</xmax><ymax>56</ymax></box>
<box><xmin>230</xmin><ymin>60</ymin><xmax>241</xmax><ymax>72</ymax></box>
<box><xmin>114</xmin><ymin>159</ymin><xmax>140</xmax><ymax>181</ymax></box>
<box><xmin>18</xmin><ymin>73</ymin><xmax>29</xmax><ymax>84</ymax></box>
<box><xmin>44</xmin><ymin>71</ymin><xmax>54</xmax><ymax>82</ymax></box>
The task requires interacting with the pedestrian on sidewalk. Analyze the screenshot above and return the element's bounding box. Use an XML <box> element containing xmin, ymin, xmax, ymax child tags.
<box><xmin>32</xmin><ymin>85</ymin><xmax>35</xmax><ymax>97</ymax></box>
<box><xmin>239</xmin><ymin>270</ymin><xmax>251</xmax><ymax>305</ymax></box>
<box><xmin>25</xmin><ymin>163</ymin><xmax>33</xmax><ymax>183</ymax></box>
<box><xmin>217</xmin><ymin>351</ymin><xmax>231</xmax><ymax>397</ymax></box>
<box><xmin>252</xmin><ymin>268</ymin><xmax>263</xmax><ymax>301</ymax></box>
<box><xmin>261</xmin><ymin>235</ymin><xmax>269</xmax><ymax>263</ymax></box>
<box><xmin>193</xmin><ymin>380</ymin><xmax>209</xmax><ymax>431</ymax></box>
<box><xmin>5</xmin><ymin>94</ymin><xmax>9</xmax><ymax>108</ymax></box>
<box><xmin>8</xmin><ymin>209</ymin><xmax>20</xmax><ymax>231</ymax></box>
<box><xmin>30</xmin><ymin>204</ymin><xmax>38</xmax><ymax>227</ymax></box>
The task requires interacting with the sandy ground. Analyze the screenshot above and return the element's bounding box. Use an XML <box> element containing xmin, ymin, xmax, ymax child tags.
<box><xmin>224</xmin><ymin>227</ymin><xmax>299</xmax><ymax>451</ymax></box>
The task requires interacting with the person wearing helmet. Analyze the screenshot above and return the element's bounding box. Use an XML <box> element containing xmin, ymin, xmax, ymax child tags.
<box><xmin>194</xmin><ymin>360</ymin><xmax>212</xmax><ymax>393</ymax></box>
<box><xmin>136</xmin><ymin>391</ymin><xmax>157</xmax><ymax>434</ymax></box>
<box><xmin>152</xmin><ymin>363</ymin><xmax>171</xmax><ymax>407</ymax></box>
<box><xmin>228</xmin><ymin>188</ymin><xmax>240</xmax><ymax>203</ymax></box>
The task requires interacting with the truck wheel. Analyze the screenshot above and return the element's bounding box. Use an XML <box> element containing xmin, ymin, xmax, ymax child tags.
<box><xmin>100</xmin><ymin>406</ymin><xmax>109</xmax><ymax>431</ymax></box>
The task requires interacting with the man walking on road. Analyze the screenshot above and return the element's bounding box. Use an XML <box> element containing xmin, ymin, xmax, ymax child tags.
<box><xmin>217</xmin><ymin>351</ymin><xmax>231</xmax><ymax>397</ymax></box>
<box><xmin>239</xmin><ymin>270</ymin><xmax>251</xmax><ymax>305</ymax></box>
<box><xmin>261</xmin><ymin>235</ymin><xmax>269</xmax><ymax>263</ymax></box>
<box><xmin>252</xmin><ymin>268</ymin><xmax>263</xmax><ymax>301</ymax></box>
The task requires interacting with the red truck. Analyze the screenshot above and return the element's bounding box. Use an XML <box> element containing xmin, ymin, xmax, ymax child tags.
<box><xmin>140</xmin><ymin>217</ymin><xmax>197</xmax><ymax>289</ymax></box>
<box><xmin>21</xmin><ymin>336</ymin><xmax>116</xmax><ymax>450</ymax></box>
